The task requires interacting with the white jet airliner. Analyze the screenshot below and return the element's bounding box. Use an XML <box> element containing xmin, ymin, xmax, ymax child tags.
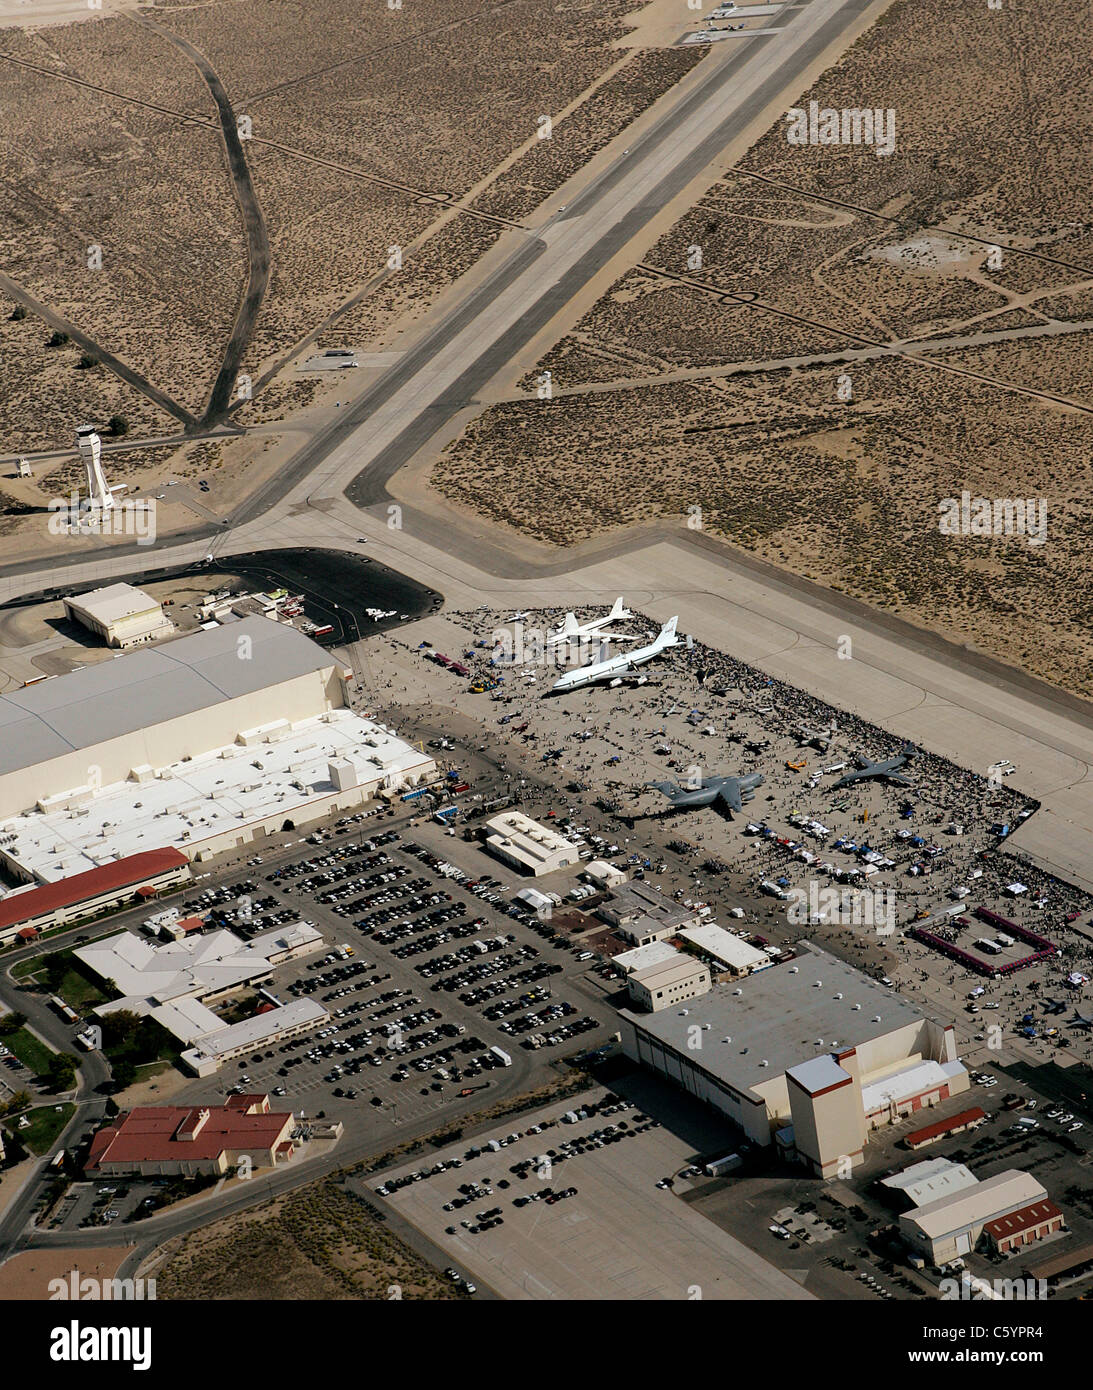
<box><xmin>550</xmin><ymin>617</ymin><xmax>679</xmax><ymax>693</ymax></box>
<box><xmin>546</xmin><ymin>597</ymin><xmax>641</xmax><ymax>646</ymax></box>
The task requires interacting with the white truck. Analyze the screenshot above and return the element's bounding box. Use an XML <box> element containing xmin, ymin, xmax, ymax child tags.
<box><xmin>489</xmin><ymin>1046</ymin><xmax>512</xmax><ymax>1067</ymax></box>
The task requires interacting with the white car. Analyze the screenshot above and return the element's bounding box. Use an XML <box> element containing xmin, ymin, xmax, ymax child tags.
<box><xmin>1068</xmin><ymin>1122</ymin><xmax>1083</xmax><ymax>1132</ymax></box>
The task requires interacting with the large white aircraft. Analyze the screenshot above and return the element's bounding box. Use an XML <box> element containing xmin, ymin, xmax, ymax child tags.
<box><xmin>546</xmin><ymin>597</ymin><xmax>640</xmax><ymax>646</ymax></box>
<box><xmin>550</xmin><ymin>618</ymin><xmax>679</xmax><ymax>693</ymax></box>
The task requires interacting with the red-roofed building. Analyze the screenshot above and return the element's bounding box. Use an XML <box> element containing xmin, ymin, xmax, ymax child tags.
<box><xmin>0</xmin><ymin>849</ymin><xmax>189</xmax><ymax>947</ymax></box>
<box><xmin>86</xmin><ymin>1093</ymin><xmax>295</xmax><ymax>1177</ymax></box>
<box><xmin>984</xmin><ymin>1199</ymin><xmax>1064</xmax><ymax>1254</ymax></box>
<box><xmin>904</xmin><ymin>1106</ymin><xmax>987</xmax><ymax>1150</ymax></box>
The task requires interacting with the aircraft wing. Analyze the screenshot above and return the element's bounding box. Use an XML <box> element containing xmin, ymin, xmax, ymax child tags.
<box><xmin>716</xmin><ymin>780</ymin><xmax>744</xmax><ymax>813</ymax></box>
<box><xmin>648</xmin><ymin>780</ymin><xmax>682</xmax><ymax>800</ymax></box>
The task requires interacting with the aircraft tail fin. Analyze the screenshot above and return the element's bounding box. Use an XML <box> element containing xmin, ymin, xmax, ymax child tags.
<box><xmin>561</xmin><ymin>612</ymin><xmax>579</xmax><ymax>636</ymax></box>
<box><xmin>656</xmin><ymin>616</ymin><xmax>679</xmax><ymax>647</ymax></box>
<box><xmin>596</xmin><ymin>639</ymin><xmax>610</xmax><ymax>663</ymax></box>
<box><xmin>608</xmin><ymin>596</ymin><xmax>628</xmax><ymax>620</ymax></box>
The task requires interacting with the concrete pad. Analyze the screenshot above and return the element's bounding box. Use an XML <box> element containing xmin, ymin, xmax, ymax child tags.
<box><xmin>373</xmin><ymin>1089</ymin><xmax>813</xmax><ymax>1300</ymax></box>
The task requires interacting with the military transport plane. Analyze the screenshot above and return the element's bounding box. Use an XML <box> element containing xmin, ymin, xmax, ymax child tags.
<box><xmin>833</xmin><ymin>751</ymin><xmax>916</xmax><ymax>789</ymax></box>
<box><xmin>546</xmin><ymin>597</ymin><xmax>642</xmax><ymax>646</ymax></box>
<box><xmin>648</xmin><ymin>771</ymin><xmax>765</xmax><ymax>816</ymax></box>
<box><xmin>549</xmin><ymin>617</ymin><xmax>678</xmax><ymax>693</ymax></box>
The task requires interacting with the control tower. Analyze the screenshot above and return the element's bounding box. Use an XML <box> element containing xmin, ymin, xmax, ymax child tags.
<box><xmin>76</xmin><ymin>425</ymin><xmax>114</xmax><ymax>511</ymax></box>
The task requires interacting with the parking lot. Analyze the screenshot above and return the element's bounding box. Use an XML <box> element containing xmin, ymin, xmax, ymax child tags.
<box><xmin>158</xmin><ymin>820</ymin><xmax>619</xmax><ymax>1136</ymax></box>
<box><xmin>369</xmin><ymin>1077</ymin><xmax>814</xmax><ymax>1300</ymax></box>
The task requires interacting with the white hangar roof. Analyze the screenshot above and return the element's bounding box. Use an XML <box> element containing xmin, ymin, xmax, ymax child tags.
<box><xmin>0</xmin><ymin>617</ymin><xmax>337</xmax><ymax>776</ymax></box>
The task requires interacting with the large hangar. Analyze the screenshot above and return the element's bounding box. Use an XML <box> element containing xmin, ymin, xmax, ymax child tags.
<box><xmin>0</xmin><ymin>616</ymin><xmax>345</xmax><ymax>822</ymax></box>
<box><xmin>618</xmin><ymin>942</ymin><xmax>969</xmax><ymax>1178</ymax></box>
<box><xmin>0</xmin><ymin>617</ymin><xmax>434</xmax><ymax>883</ymax></box>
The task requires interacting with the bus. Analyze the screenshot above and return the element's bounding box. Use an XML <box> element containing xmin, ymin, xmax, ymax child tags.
<box><xmin>49</xmin><ymin>995</ymin><xmax>79</xmax><ymax>1025</ymax></box>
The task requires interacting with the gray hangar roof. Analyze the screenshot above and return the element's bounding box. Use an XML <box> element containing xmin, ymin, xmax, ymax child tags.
<box><xmin>620</xmin><ymin>943</ymin><xmax>927</xmax><ymax>1096</ymax></box>
<box><xmin>0</xmin><ymin>617</ymin><xmax>336</xmax><ymax>777</ymax></box>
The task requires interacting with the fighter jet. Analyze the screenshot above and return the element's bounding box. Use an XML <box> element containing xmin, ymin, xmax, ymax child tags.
<box><xmin>1070</xmin><ymin>1011</ymin><xmax>1093</xmax><ymax>1030</ymax></box>
<box><xmin>549</xmin><ymin>618</ymin><xmax>678</xmax><ymax>693</ymax></box>
<box><xmin>546</xmin><ymin>597</ymin><xmax>642</xmax><ymax>646</ymax></box>
<box><xmin>648</xmin><ymin>771</ymin><xmax>765</xmax><ymax>816</ymax></box>
<box><xmin>833</xmin><ymin>751</ymin><xmax>915</xmax><ymax>789</ymax></box>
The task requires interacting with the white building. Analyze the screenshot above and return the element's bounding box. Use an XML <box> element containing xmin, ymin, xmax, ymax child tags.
<box><xmin>180</xmin><ymin>999</ymin><xmax>329</xmax><ymax>1077</ymax></box>
<box><xmin>612</xmin><ymin>940</ymin><xmax>681</xmax><ymax>975</ymax></box>
<box><xmin>62</xmin><ymin>583</ymin><xmax>174</xmax><ymax>649</ymax></box>
<box><xmin>583</xmin><ymin>860</ymin><xmax>627</xmax><ymax>890</ymax></box>
<box><xmin>0</xmin><ymin>618</ymin><xmax>435</xmax><ymax>877</ymax></box>
<box><xmin>679</xmin><ymin>922</ymin><xmax>771</xmax><ymax>976</ymax></box>
<box><xmin>484</xmin><ymin>812</ymin><xmax>576</xmax><ymax>877</ymax></box>
<box><xmin>75</xmin><ymin>922</ymin><xmax>324</xmax><ymax>1042</ymax></box>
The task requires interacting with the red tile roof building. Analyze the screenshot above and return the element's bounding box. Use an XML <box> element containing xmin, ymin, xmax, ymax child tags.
<box><xmin>86</xmin><ymin>1093</ymin><xmax>294</xmax><ymax>1177</ymax></box>
<box><xmin>984</xmin><ymin>1199</ymin><xmax>1064</xmax><ymax>1254</ymax></box>
<box><xmin>0</xmin><ymin>849</ymin><xmax>189</xmax><ymax>946</ymax></box>
<box><xmin>904</xmin><ymin>1106</ymin><xmax>988</xmax><ymax>1150</ymax></box>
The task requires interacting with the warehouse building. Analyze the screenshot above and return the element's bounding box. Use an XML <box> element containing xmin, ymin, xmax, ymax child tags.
<box><xmin>0</xmin><ymin>848</ymin><xmax>190</xmax><ymax>947</ymax></box>
<box><xmin>881</xmin><ymin>1157</ymin><xmax>979</xmax><ymax>1211</ymax></box>
<box><xmin>904</xmin><ymin>1106</ymin><xmax>987</xmax><ymax>1151</ymax></box>
<box><xmin>0</xmin><ymin>618</ymin><xmax>433</xmax><ymax>880</ymax></box>
<box><xmin>618</xmin><ymin>942</ymin><xmax>967</xmax><ymax>1177</ymax></box>
<box><xmin>62</xmin><ymin>583</ymin><xmax>174</xmax><ymax>649</ymax></box>
<box><xmin>484</xmin><ymin>812</ymin><xmax>576</xmax><ymax>876</ymax></box>
<box><xmin>899</xmin><ymin>1170</ymin><xmax>1056</xmax><ymax>1264</ymax></box>
<box><xmin>582</xmin><ymin>860</ymin><xmax>627</xmax><ymax>891</ymax></box>
<box><xmin>87</xmin><ymin>1094</ymin><xmax>296</xmax><ymax>1177</ymax></box>
<box><xmin>984</xmin><ymin>1199</ymin><xmax>1065</xmax><ymax>1256</ymax></box>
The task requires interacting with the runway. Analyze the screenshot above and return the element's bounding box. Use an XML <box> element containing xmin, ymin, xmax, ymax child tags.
<box><xmin>1</xmin><ymin>0</ymin><xmax>1091</xmax><ymax>889</ymax></box>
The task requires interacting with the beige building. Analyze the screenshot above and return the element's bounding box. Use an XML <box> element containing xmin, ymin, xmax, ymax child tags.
<box><xmin>899</xmin><ymin>1170</ymin><xmax>1051</xmax><ymax>1265</ymax></box>
<box><xmin>627</xmin><ymin>954</ymin><xmax>711</xmax><ymax>1012</ymax></box>
<box><xmin>619</xmin><ymin>943</ymin><xmax>968</xmax><ymax>1176</ymax></box>
<box><xmin>0</xmin><ymin>619</ymin><xmax>434</xmax><ymax>877</ymax></box>
<box><xmin>484</xmin><ymin>812</ymin><xmax>576</xmax><ymax>876</ymax></box>
<box><xmin>63</xmin><ymin>583</ymin><xmax>174</xmax><ymax>649</ymax></box>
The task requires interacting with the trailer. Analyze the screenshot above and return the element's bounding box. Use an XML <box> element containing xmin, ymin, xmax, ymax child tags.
<box><xmin>703</xmin><ymin>1152</ymin><xmax>742</xmax><ymax>1178</ymax></box>
<box><xmin>489</xmin><ymin>1046</ymin><xmax>512</xmax><ymax>1067</ymax></box>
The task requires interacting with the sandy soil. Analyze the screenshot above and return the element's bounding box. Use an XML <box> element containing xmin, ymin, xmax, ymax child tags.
<box><xmin>0</xmin><ymin>1246</ymin><xmax>131</xmax><ymax>1300</ymax></box>
<box><xmin>429</xmin><ymin>0</ymin><xmax>1093</xmax><ymax>700</ymax></box>
<box><xmin>149</xmin><ymin>1176</ymin><xmax>459</xmax><ymax>1300</ymax></box>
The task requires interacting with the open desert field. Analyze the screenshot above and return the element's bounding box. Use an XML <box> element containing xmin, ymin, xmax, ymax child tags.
<box><xmin>149</xmin><ymin>1177</ymin><xmax>459</xmax><ymax>1301</ymax></box>
<box><xmin>0</xmin><ymin>0</ymin><xmax>707</xmax><ymax>532</ymax></box>
<box><xmin>431</xmin><ymin>0</ymin><xmax>1093</xmax><ymax>698</ymax></box>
